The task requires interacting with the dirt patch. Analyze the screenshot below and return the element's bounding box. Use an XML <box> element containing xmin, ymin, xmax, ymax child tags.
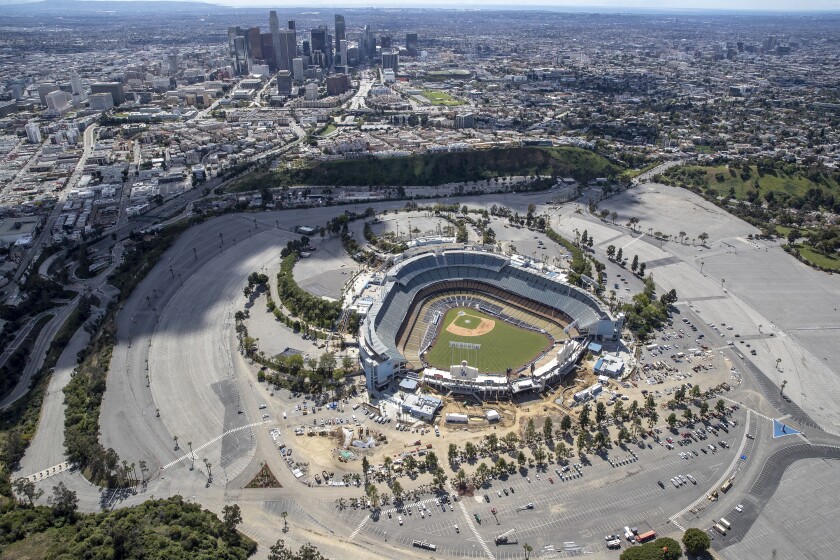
<box><xmin>446</xmin><ymin>315</ymin><xmax>496</xmax><ymax>337</ymax></box>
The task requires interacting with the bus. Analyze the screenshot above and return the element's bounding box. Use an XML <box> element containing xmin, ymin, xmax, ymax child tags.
<box><xmin>637</xmin><ymin>530</ymin><xmax>656</xmax><ymax>543</ymax></box>
<box><xmin>719</xmin><ymin>518</ymin><xmax>732</xmax><ymax>530</ymax></box>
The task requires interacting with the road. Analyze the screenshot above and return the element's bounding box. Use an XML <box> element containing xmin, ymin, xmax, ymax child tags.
<box><xmin>15</xmin><ymin>185</ymin><xmax>840</xmax><ymax>559</ymax></box>
<box><xmin>8</xmin><ymin>124</ymin><xmax>97</xmax><ymax>288</ymax></box>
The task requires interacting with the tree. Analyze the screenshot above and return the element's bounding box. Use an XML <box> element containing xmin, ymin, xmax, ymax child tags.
<box><xmin>448</xmin><ymin>443</ymin><xmax>459</xmax><ymax>465</ymax></box>
<box><xmin>281</xmin><ymin>511</ymin><xmax>288</xmax><ymax>531</ymax></box>
<box><xmin>616</xmin><ymin>247</ymin><xmax>623</xmax><ymax>263</ymax></box>
<box><xmin>698</xmin><ymin>232</ymin><xmax>709</xmax><ymax>245</ymax></box>
<box><xmin>560</xmin><ymin>414</ymin><xmax>572</xmax><ymax>434</ymax></box>
<box><xmin>49</xmin><ymin>482</ymin><xmax>78</xmax><ymax>519</ymax></box>
<box><xmin>503</xmin><ymin>431</ymin><xmax>519</xmax><ymax>450</ymax></box>
<box><xmin>699</xmin><ymin>402</ymin><xmax>710</xmax><ymax>417</ymax></box>
<box><xmin>682</xmin><ymin>527</ymin><xmax>711</xmax><ymax>554</ymax></box>
<box><xmin>362</xmin><ymin>457</ymin><xmax>370</xmax><ymax>480</ymax></box>
<box><xmin>365</xmin><ymin>483</ymin><xmax>380</xmax><ymax>508</ymax></box>
<box><xmin>13</xmin><ymin>478</ymin><xmax>42</xmax><ymax>505</ymax></box>
<box><xmin>455</xmin><ymin>468</ymin><xmax>468</xmax><ymax>489</ymax></box>
<box><xmin>579</xmin><ymin>404</ymin><xmax>591</xmax><ymax>429</ymax></box>
<box><xmin>543</xmin><ymin>418</ymin><xmax>554</xmax><ymax>442</ymax></box>
<box><xmin>268</xmin><ymin>539</ymin><xmax>328</xmax><ymax>560</ymax></box>
<box><xmin>424</xmin><ymin>451</ymin><xmax>439</xmax><ymax>471</ymax></box>
<box><xmin>631</xmin><ymin>254</ymin><xmax>639</xmax><ymax>273</ymax></box>
<box><xmin>595</xmin><ymin>402</ymin><xmax>607</xmax><ymax>425</ymax></box>
<box><xmin>654</xmin><ymin>537</ymin><xmax>683</xmax><ymax>560</ymax></box>
<box><xmin>533</xmin><ymin>445</ymin><xmax>547</xmax><ymax>466</ymax></box>
<box><xmin>517</xmin><ymin>451</ymin><xmax>526</xmax><ymax>467</ymax></box>
<box><xmin>716</xmin><ymin>399</ymin><xmax>727</xmax><ymax>414</ymax></box>
<box><xmin>486</xmin><ymin>433</ymin><xmax>499</xmax><ymax>453</ymax></box>
<box><xmin>433</xmin><ymin>467</ymin><xmax>448</xmax><ymax>489</ymax></box>
<box><xmin>391</xmin><ymin>479</ymin><xmax>404</xmax><ymax>501</ymax></box>
<box><xmin>465</xmin><ymin>441</ymin><xmax>478</xmax><ymax>462</ymax></box>
<box><xmin>666</xmin><ymin>413</ymin><xmax>678</xmax><ymax>429</ymax></box>
<box><xmin>638</xmin><ymin>262</ymin><xmax>646</xmax><ymax>277</ymax></box>
<box><xmin>523</xmin><ymin>543</ymin><xmax>533</xmax><ymax>560</ymax></box>
<box><xmin>682</xmin><ymin>408</ymin><xmax>694</xmax><ymax>423</ymax></box>
<box><xmin>607</xmin><ymin>245</ymin><xmax>616</xmax><ymax>259</ymax></box>
<box><xmin>222</xmin><ymin>504</ymin><xmax>242</xmax><ymax>534</ymax></box>
<box><xmin>525</xmin><ymin>418</ymin><xmax>537</xmax><ymax>443</ymax></box>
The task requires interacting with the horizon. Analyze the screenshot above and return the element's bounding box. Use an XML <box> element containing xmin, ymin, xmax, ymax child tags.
<box><xmin>2</xmin><ymin>0</ymin><xmax>840</xmax><ymax>13</ymax></box>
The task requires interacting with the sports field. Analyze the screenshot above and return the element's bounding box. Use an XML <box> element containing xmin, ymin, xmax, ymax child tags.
<box><xmin>424</xmin><ymin>307</ymin><xmax>550</xmax><ymax>373</ymax></box>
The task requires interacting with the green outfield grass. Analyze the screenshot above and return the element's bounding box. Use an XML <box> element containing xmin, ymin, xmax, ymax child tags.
<box><xmin>424</xmin><ymin>307</ymin><xmax>550</xmax><ymax>373</ymax></box>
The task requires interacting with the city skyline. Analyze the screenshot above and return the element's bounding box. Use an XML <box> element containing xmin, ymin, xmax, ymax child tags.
<box><xmin>1</xmin><ymin>0</ymin><xmax>840</xmax><ymax>12</ymax></box>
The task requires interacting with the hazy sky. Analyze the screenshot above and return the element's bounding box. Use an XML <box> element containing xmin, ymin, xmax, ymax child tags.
<box><xmin>218</xmin><ymin>0</ymin><xmax>840</xmax><ymax>10</ymax></box>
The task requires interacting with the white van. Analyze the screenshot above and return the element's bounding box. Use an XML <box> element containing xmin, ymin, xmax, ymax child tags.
<box><xmin>719</xmin><ymin>518</ymin><xmax>732</xmax><ymax>530</ymax></box>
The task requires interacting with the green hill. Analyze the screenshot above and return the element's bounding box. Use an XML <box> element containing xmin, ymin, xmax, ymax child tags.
<box><xmin>230</xmin><ymin>146</ymin><xmax>618</xmax><ymax>191</ymax></box>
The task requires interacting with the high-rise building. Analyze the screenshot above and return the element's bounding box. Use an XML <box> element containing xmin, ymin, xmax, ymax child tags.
<box><xmin>454</xmin><ymin>113</ymin><xmax>475</xmax><ymax>129</ymax></box>
<box><xmin>288</xmin><ymin>20</ymin><xmax>295</xmax><ymax>30</ymax></box>
<box><xmin>25</xmin><ymin>123</ymin><xmax>41</xmax><ymax>144</ymax></box>
<box><xmin>380</xmin><ymin>36</ymin><xmax>392</xmax><ymax>49</ymax></box>
<box><xmin>70</xmin><ymin>69</ymin><xmax>86</xmax><ymax>102</ymax></box>
<box><xmin>167</xmin><ymin>51</ymin><xmax>180</xmax><ymax>76</ymax></box>
<box><xmin>247</xmin><ymin>27</ymin><xmax>263</xmax><ymax>61</ymax></box>
<box><xmin>269</xmin><ymin>11</ymin><xmax>281</xmax><ymax>72</ymax></box>
<box><xmin>361</xmin><ymin>25</ymin><xmax>376</xmax><ymax>61</ymax></box>
<box><xmin>311</xmin><ymin>26</ymin><xmax>328</xmax><ymax>67</ymax></box>
<box><xmin>277</xmin><ymin>71</ymin><xmax>293</xmax><ymax>95</ymax></box>
<box><xmin>277</xmin><ymin>30</ymin><xmax>297</xmax><ymax>71</ymax></box>
<box><xmin>406</xmin><ymin>33</ymin><xmax>418</xmax><ymax>56</ymax></box>
<box><xmin>91</xmin><ymin>82</ymin><xmax>125</xmax><ymax>105</ymax></box>
<box><xmin>339</xmin><ymin>39</ymin><xmax>348</xmax><ymax>69</ymax></box>
<box><xmin>228</xmin><ymin>26</ymin><xmax>250</xmax><ymax>75</ymax></box>
<box><xmin>326</xmin><ymin>73</ymin><xmax>350</xmax><ymax>96</ymax></box>
<box><xmin>37</xmin><ymin>84</ymin><xmax>60</xmax><ymax>107</ymax></box>
<box><xmin>381</xmin><ymin>51</ymin><xmax>399</xmax><ymax>72</ymax></box>
<box><xmin>293</xmin><ymin>58</ymin><xmax>305</xmax><ymax>81</ymax></box>
<box><xmin>334</xmin><ymin>14</ymin><xmax>346</xmax><ymax>53</ymax></box>
<box><xmin>302</xmin><ymin>40</ymin><xmax>311</xmax><ymax>57</ymax></box>
<box><xmin>261</xmin><ymin>33</ymin><xmax>277</xmax><ymax>70</ymax></box>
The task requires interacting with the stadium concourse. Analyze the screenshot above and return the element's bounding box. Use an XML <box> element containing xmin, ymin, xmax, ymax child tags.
<box><xmin>358</xmin><ymin>244</ymin><xmax>624</xmax><ymax>399</ymax></box>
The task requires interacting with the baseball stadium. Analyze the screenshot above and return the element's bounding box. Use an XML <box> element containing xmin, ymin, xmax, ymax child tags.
<box><xmin>359</xmin><ymin>245</ymin><xmax>623</xmax><ymax>399</ymax></box>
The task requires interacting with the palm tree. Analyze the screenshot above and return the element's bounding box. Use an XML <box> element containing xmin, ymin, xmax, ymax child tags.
<box><xmin>281</xmin><ymin>511</ymin><xmax>288</xmax><ymax>531</ymax></box>
<box><xmin>523</xmin><ymin>543</ymin><xmax>533</xmax><ymax>559</ymax></box>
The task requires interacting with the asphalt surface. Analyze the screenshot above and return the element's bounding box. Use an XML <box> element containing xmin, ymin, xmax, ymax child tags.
<box><xmin>16</xmin><ymin>185</ymin><xmax>840</xmax><ymax>559</ymax></box>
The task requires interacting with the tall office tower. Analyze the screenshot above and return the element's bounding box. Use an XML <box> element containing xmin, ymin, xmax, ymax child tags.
<box><xmin>339</xmin><ymin>39</ymin><xmax>348</xmax><ymax>69</ymax></box>
<box><xmin>334</xmin><ymin>14</ymin><xmax>346</xmax><ymax>55</ymax></box>
<box><xmin>247</xmin><ymin>27</ymin><xmax>263</xmax><ymax>61</ymax></box>
<box><xmin>293</xmin><ymin>57</ymin><xmax>304</xmax><ymax>81</ymax></box>
<box><xmin>228</xmin><ymin>26</ymin><xmax>249</xmax><ymax>75</ymax></box>
<box><xmin>288</xmin><ymin>20</ymin><xmax>295</xmax><ymax>30</ymax></box>
<box><xmin>381</xmin><ymin>51</ymin><xmax>399</xmax><ymax>72</ymax></box>
<box><xmin>277</xmin><ymin>30</ymin><xmax>297</xmax><ymax>71</ymax></box>
<box><xmin>380</xmin><ymin>36</ymin><xmax>392</xmax><ymax>49</ymax></box>
<box><xmin>167</xmin><ymin>51</ymin><xmax>180</xmax><ymax>76</ymax></box>
<box><xmin>269</xmin><ymin>10</ymin><xmax>281</xmax><ymax>72</ymax></box>
<box><xmin>25</xmin><ymin>123</ymin><xmax>41</xmax><ymax>143</ymax></box>
<box><xmin>276</xmin><ymin>70</ymin><xmax>292</xmax><ymax>95</ymax></box>
<box><xmin>406</xmin><ymin>33</ymin><xmax>418</xmax><ymax>56</ymax></box>
<box><xmin>364</xmin><ymin>26</ymin><xmax>376</xmax><ymax>61</ymax></box>
<box><xmin>302</xmin><ymin>40</ymin><xmax>310</xmax><ymax>57</ymax></box>
<box><xmin>269</xmin><ymin>10</ymin><xmax>280</xmax><ymax>34</ymax></box>
<box><xmin>261</xmin><ymin>33</ymin><xmax>277</xmax><ymax>70</ymax></box>
<box><xmin>310</xmin><ymin>27</ymin><xmax>328</xmax><ymax>68</ymax></box>
<box><xmin>70</xmin><ymin>69</ymin><xmax>86</xmax><ymax>101</ymax></box>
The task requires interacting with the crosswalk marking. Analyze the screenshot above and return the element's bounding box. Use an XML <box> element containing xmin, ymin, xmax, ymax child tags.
<box><xmin>459</xmin><ymin>501</ymin><xmax>494</xmax><ymax>559</ymax></box>
<box><xmin>161</xmin><ymin>420</ymin><xmax>268</xmax><ymax>470</ymax></box>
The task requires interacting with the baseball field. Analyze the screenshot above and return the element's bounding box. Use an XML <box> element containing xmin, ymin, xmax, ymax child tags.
<box><xmin>424</xmin><ymin>307</ymin><xmax>551</xmax><ymax>373</ymax></box>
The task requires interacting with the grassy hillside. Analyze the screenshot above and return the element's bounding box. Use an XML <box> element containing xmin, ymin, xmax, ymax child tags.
<box><xmin>230</xmin><ymin>146</ymin><xmax>618</xmax><ymax>191</ymax></box>
<box><xmin>663</xmin><ymin>164</ymin><xmax>840</xmax><ymax>207</ymax></box>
